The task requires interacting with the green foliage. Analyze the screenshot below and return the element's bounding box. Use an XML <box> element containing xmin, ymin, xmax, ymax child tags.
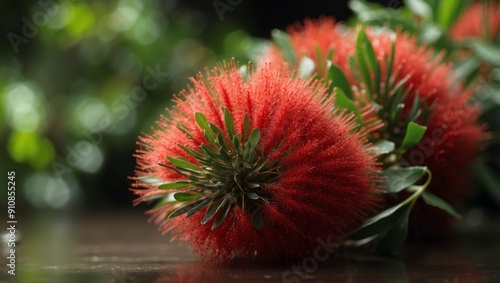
<box><xmin>1</xmin><ymin>0</ymin><xmax>257</xmax><ymax>210</ymax></box>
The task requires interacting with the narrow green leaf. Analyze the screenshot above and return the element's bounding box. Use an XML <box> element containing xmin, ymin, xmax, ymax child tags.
<box><xmin>247</xmin><ymin>128</ymin><xmax>260</xmax><ymax>152</ymax></box>
<box><xmin>355</xmin><ymin>30</ymin><xmax>374</xmax><ymax>94</ymax></box>
<box><xmin>437</xmin><ymin>0</ymin><xmax>462</xmax><ymax>28</ymax></box>
<box><xmin>384</xmin><ymin>166</ymin><xmax>427</xmax><ymax>193</ymax></box>
<box><xmin>167</xmin><ymin>200</ymin><xmax>207</xmax><ymax>219</ymax></box>
<box><xmin>195</xmin><ymin>112</ymin><xmax>210</xmax><ymax>131</ymax></box>
<box><xmin>357</xmin><ymin>30</ymin><xmax>380</xmax><ymax>93</ymax></box>
<box><xmin>195</xmin><ymin>112</ymin><xmax>216</xmax><ymax>142</ymax></box>
<box><xmin>328</xmin><ymin>64</ymin><xmax>354</xmax><ymax>99</ymax></box>
<box><xmin>335</xmin><ymin>88</ymin><xmax>363</xmax><ymax>125</ymax></box>
<box><xmin>246</xmin><ymin>192</ymin><xmax>262</xmax><ymax>200</ymax></box>
<box><xmin>211</xmin><ymin>203</ymin><xmax>232</xmax><ymax>230</ymax></box>
<box><xmin>185</xmin><ymin>198</ymin><xmax>211</xmax><ymax>217</ymax></box>
<box><xmin>271</xmin><ymin>29</ymin><xmax>297</xmax><ymax>65</ymax></box>
<box><xmin>349</xmin><ymin>202</ymin><xmax>412</xmax><ymax>240</ymax></box>
<box><xmin>178</xmin><ymin>144</ymin><xmax>205</xmax><ymax>160</ymax></box>
<box><xmin>167</xmin><ymin>156</ymin><xmax>201</xmax><ymax>171</ymax></box>
<box><xmin>251</xmin><ymin>209</ymin><xmax>264</xmax><ymax>230</ymax></box>
<box><xmin>173</xmin><ymin>192</ymin><xmax>201</xmax><ymax>202</ymax></box>
<box><xmin>383</xmin><ymin>33</ymin><xmax>396</xmax><ymax>102</ymax></box>
<box><xmin>399</xmin><ymin>122</ymin><xmax>427</xmax><ymax>153</ymax></box>
<box><xmin>422</xmin><ymin>191</ymin><xmax>462</xmax><ymax>219</ymax></box>
<box><xmin>469</xmin><ymin>40</ymin><xmax>500</xmax><ymax>67</ymax></box>
<box><xmin>406</xmin><ymin>95</ymin><xmax>422</xmax><ymax>124</ymax></box>
<box><xmin>201</xmin><ymin>196</ymin><xmax>226</xmax><ymax>225</ymax></box>
<box><xmin>158</xmin><ymin>181</ymin><xmax>190</xmax><ymax>190</ymax></box>
<box><xmin>375</xmin><ymin>212</ymin><xmax>410</xmax><ymax>254</ymax></box>
<box><xmin>371</xmin><ymin>140</ymin><xmax>395</xmax><ymax>155</ymax></box>
<box><xmin>223</xmin><ymin>107</ymin><xmax>236</xmax><ymax>140</ymax></box>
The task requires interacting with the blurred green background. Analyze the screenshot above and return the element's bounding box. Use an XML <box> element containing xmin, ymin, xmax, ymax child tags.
<box><xmin>1</xmin><ymin>0</ymin><xmax>369</xmax><ymax>213</ymax></box>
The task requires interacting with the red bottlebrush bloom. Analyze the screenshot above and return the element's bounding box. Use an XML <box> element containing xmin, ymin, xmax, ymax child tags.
<box><xmin>450</xmin><ymin>2</ymin><xmax>500</xmax><ymax>42</ymax></box>
<box><xmin>361</xmin><ymin>30</ymin><xmax>488</xmax><ymax>237</ymax></box>
<box><xmin>267</xmin><ymin>18</ymin><xmax>488</xmax><ymax>238</ymax></box>
<box><xmin>132</xmin><ymin>61</ymin><xmax>381</xmax><ymax>262</ymax></box>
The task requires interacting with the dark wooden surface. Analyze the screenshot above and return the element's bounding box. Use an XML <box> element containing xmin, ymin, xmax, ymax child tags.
<box><xmin>3</xmin><ymin>211</ymin><xmax>499</xmax><ymax>283</ymax></box>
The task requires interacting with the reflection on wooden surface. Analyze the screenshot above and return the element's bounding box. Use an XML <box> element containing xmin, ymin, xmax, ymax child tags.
<box><xmin>2</xmin><ymin>211</ymin><xmax>499</xmax><ymax>283</ymax></box>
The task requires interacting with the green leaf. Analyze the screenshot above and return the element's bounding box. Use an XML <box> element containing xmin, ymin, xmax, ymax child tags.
<box><xmin>246</xmin><ymin>128</ymin><xmax>260</xmax><ymax>153</ymax></box>
<box><xmin>334</xmin><ymin>87</ymin><xmax>363</xmax><ymax>125</ymax></box>
<box><xmin>474</xmin><ymin>164</ymin><xmax>500</xmax><ymax>206</ymax></box>
<box><xmin>349</xmin><ymin>201</ymin><xmax>412</xmax><ymax>240</ymax></box>
<box><xmin>371</xmin><ymin>140</ymin><xmax>395</xmax><ymax>155</ymax></box>
<box><xmin>404</xmin><ymin>0</ymin><xmax>432</xmax><ymax>20</ymax></box>
<box><xmin>167</xmin><ymin>156</ymin><xmax>201</xmax><ymax>172</ymax></box>
<box><xmin>437</xmin><ymin>0</ymin><xmax>463</xmax><ymax>29</ymax></box>
<box><xmin>211</xmin><ymin>203</ymin><xmax>232</xmax><ymax>230</ymax></box>
<box><xmin>201</xmin><ymin>196</ymin><xmax>227</xmax><ymax>225</ymax></box>
<box><xmin>399</xmin><ymin>122</ymin><xmax>427</xmax><ymax>153</ymax></box>
<box><xmin>384</xmin><ymin>166</ymin><xmax>427</xmax><ymax>193</ymax></box>
<box><xmin>251</xmin><ymin>209</ymin><xmax>264</xmax><ymax>230</ymax></box>
<box><xmin>327</xmin><ymin>64</ymin><xmax>354</xmax><ymax>99</ymax></box>
<box><xmin>375</xmin><ymin>212</ymin><xmax>409</xmax><ymax>254</ymax></box>
<box><xmin>185</xmin><ymin>198</ymin><xmax>211</xmax><ymax>217</ymax></box>
<box><xmin>195</xmin><ymin>112</ymin><xmax>216</xmax><ymax>143</ymax></box>
<box><xmin>223</xmin><ymin>107</ymin><xmax>236</xmax><ymax>140</ymax></box>
<box><xmin>167</xmin><ymin>199</ymin><xmax>208</xmax><ymax>219</ymax></box>
<box><xmin>173</xmin><ymin>192</ymin><xmax>201</xmax><ymax>202</ymax></box>
<box><xmin>406</xmin><ymin>95</ymin><xmax>422</xmax><ymax>124</ymax></box>
<box><xmin>271</xmin><ymin>29</ymin><xmax>297</xmax><ymax>65</ymax></box>
<box><xmin>158</xmin><ymin>181</ymin><xmax>190</xmax><ymax>190</ymax></box>
<box><xmin>356</xmin><ymin>29</ymin><xmax>376</xmax><ymax>94</ymax></box>
<box><xmin>469</xmin><ymin>40</ymin><xmax>500</xmax><ymax>67</ymax></box>
<box><xmin>246</xmin><ymin>192</ymin><xmax>263</xmax><ymax>200</ymax></box>
<box><xmin>422</xmin><ymin>191</ymin><xmax>462</xmax><ymax>219</ymax></box>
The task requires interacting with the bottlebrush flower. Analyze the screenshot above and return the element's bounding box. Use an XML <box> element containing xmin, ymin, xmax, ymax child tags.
<box><xmin>450</xmin><ymin>2</ymin><xmax>500</xmax><ymax>42</ymax></box>
<box><xmin>356</xmin><ymin>29</ymin><xmax>488</xmax><ymax>237</ymax></box>
<box><xmin>266</xmin><ymin>18</ymin><xmax>488</xmax><ymax>238</ymax></box>
<box><xmin>132</xmin><ymin>61</ymin><xmax>381</xmax><ymax>262</ymax></box>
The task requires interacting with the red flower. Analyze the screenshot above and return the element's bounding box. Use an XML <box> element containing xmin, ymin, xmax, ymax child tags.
<box><xmin>450</xmin><ymin>2</ymin><xmax>500</xmax><ymax>42</ymax></box>
<box><xmin>361</xmin><ymin>30</ymin><xmax>488</xmax><ymax>237</ymax></box>
<box><xmin>266</xmin><ymin>18</ymin><xmax>488</xmax><ymax>238</ymax></box>
<box><xmin>132</xmin><ymin>62</ymin><xmax>381</xmax><ymax>262</ymax></box>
